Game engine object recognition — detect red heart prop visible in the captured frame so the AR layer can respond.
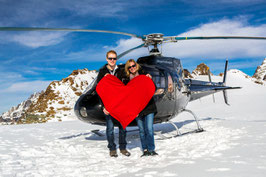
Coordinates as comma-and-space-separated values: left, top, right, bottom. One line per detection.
96, 74, 155, 129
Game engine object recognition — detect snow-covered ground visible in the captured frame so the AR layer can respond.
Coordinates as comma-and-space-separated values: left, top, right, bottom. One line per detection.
0, 71, 265, 177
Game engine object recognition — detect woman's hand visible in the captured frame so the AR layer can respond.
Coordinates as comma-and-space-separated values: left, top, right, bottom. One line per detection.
146, 74, 152, 79
103, 107, 110, 115
104, 73, 110, 77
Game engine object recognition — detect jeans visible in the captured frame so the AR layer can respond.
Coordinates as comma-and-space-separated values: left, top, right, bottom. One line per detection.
135, 113, 155, 152
105, 115, 127, 151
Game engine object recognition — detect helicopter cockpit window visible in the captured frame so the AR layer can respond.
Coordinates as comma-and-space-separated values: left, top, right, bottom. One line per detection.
150, 70, 165, 95
167, 73, 174, 93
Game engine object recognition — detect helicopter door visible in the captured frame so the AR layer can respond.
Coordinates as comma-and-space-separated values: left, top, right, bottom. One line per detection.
152, 70, 175, 119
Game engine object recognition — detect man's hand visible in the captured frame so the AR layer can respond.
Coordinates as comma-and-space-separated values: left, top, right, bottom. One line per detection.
104, 73, 110, 77
103, 107, 110, 115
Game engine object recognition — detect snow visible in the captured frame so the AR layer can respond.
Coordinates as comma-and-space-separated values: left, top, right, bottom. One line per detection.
0, 71, 266, 177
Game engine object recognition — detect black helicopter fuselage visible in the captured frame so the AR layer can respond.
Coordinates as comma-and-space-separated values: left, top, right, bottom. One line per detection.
74, 55, 191, 126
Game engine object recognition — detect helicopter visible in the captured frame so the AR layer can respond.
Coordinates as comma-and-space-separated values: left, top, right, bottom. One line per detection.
1, 27, 266, 136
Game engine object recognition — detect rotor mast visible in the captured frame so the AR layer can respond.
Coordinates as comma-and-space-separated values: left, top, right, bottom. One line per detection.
144, 33, 164, 56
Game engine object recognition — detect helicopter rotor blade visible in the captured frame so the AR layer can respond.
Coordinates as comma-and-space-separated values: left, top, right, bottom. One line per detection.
0, 27, 143, 39
117, 43, 145, 59
164, 36, 266, 42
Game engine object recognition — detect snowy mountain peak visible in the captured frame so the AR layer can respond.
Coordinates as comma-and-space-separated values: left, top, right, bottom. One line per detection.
228, 69, 251, 78
252, 58, 266, 81
228, 68, 266, 86
0, 92, 42, 124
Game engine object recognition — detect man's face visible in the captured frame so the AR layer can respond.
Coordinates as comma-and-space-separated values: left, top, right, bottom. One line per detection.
106, 53, 117, 67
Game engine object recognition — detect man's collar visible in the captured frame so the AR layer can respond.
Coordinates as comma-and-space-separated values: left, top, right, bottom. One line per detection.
107, 64, 117, 71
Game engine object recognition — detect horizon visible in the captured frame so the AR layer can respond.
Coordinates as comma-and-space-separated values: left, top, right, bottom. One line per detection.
0, 0, 266, 114
1, 60, 263, 115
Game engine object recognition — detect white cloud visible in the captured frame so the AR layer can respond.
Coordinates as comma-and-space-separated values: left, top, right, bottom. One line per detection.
12, 31, 68, 48
61, 0, 127, 17
164, 18, 266, 59
0, 72, 23, 81
111, 18, 266, 60
1, 80, 51, 93
104, 37, 148, 61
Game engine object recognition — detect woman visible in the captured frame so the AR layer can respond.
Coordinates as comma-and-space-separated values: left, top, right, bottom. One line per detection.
124, 59, 158, 156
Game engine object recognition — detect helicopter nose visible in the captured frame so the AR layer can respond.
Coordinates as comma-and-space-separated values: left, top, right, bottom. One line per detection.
74, 90, 105, 124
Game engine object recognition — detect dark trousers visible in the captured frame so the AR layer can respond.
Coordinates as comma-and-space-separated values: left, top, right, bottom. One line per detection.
105, 115, 127, 151
135, 113, 155, 151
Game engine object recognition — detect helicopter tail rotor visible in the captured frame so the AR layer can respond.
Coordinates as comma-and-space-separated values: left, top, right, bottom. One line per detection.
223, 59, 229, 85
222, 60, 230, 105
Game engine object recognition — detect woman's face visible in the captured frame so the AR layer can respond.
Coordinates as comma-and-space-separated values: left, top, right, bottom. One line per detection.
128, 61, 137, 74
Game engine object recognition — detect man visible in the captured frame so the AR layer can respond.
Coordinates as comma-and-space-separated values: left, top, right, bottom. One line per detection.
96, 50, 131, 157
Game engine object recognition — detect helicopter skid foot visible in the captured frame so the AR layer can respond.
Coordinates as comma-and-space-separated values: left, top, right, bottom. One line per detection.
91, 129, 105, 137
195, 128, 204, 133
181, 109, 204, 133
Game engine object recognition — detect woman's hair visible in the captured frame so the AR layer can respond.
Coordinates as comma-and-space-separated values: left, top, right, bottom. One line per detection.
125, 59, 141, 77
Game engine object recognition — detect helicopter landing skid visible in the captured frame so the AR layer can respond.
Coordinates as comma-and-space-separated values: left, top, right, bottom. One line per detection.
154, 120, 181, 139
91, 129, 105, 137
91, 128, 140, 137
156, 128, 205, 140
181, 109, 204, 133
155, 109, 204, 140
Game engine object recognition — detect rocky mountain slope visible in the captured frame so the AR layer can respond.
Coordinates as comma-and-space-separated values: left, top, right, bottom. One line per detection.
252, 58, 266, 84
192, 63, 213, 76
1, 69, 97, 124
0, 92, 41, 124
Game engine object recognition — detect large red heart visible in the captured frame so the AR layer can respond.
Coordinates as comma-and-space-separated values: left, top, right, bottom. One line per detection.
96, 74, 155, 129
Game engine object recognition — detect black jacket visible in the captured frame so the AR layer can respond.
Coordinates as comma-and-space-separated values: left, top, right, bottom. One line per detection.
123, 68, 157, 117
96, 64, 124, 83
96, 64, 124, 110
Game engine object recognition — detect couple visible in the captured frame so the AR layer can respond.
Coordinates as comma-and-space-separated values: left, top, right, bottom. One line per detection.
96, 50, 158, 157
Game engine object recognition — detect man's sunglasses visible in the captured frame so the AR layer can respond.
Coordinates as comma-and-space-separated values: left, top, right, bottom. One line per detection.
128, 64, 136, 69
107, 57, 117, 61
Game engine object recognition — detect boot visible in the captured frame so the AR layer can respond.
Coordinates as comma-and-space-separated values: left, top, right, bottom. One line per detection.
120, 149, 131, 156
149, 151, 158, 156
141, 149, 150, 157
110, 150, 118, 157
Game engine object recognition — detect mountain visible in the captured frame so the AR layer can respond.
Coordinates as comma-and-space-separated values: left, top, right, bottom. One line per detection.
252, 58, 266, 84
0, 92, 41, 124
192, 63, 212, 76
1, 69, 97, 124
183, 69, 193, 78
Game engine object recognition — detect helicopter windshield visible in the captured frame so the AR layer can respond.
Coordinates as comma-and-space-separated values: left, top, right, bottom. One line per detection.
83, 76, 97, 94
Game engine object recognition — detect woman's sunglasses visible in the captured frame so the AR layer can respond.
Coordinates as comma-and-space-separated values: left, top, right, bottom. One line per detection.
128, 64, 136, 69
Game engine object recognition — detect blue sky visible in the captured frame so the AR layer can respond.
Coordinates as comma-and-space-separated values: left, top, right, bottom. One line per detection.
0, 0, 266, 114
